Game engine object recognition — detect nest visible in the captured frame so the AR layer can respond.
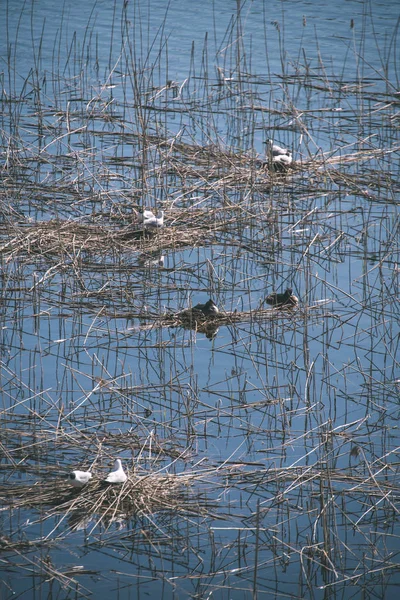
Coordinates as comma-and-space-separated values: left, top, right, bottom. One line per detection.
0, 218, 211, 258
0, 471, 211, 532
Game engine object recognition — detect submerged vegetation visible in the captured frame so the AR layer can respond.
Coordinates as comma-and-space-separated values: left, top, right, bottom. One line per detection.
0, 0, 399, 598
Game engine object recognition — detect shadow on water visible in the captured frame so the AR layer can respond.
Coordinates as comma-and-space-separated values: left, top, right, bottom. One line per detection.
0, 0, 399, 598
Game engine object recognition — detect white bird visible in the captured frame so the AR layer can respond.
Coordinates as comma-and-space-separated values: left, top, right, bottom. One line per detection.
140, 209, 155, 221
265, 139, 291, 157
141, 209, 164, 228
69, 470, 92, 487
139, 253, 165, 267
272, 153, 293, 169
104, 459, 127, 484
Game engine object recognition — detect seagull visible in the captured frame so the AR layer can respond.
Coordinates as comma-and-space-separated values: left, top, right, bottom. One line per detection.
141, 209, 156, 221
272, 153, 293, 170
141, 209, 164, 228
266, 288, 299, 308
104, 459, 127, 484
69, 470, 92, 487
138, 253, 165, 267
264, 139, 291, 157
264, 140, 293, 171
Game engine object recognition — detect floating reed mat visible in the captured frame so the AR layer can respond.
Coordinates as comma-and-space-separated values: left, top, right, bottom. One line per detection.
111, 304, 332, 330
0, 471, 215, 530
0, 218, 212, 259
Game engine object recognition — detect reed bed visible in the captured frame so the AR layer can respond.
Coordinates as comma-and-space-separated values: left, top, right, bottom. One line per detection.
0, 0, 399, 598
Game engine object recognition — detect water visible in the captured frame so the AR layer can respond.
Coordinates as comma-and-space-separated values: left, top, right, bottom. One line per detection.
0, 0, 399, 598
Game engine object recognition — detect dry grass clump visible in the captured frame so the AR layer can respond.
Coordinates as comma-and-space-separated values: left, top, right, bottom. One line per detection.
129, 299, 334, 334
0, 217, 212, 259
0, 470, 210, 534
172, 304, 298, 327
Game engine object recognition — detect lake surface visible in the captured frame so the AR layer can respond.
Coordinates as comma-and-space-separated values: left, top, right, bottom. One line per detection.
0, 0, 399, 598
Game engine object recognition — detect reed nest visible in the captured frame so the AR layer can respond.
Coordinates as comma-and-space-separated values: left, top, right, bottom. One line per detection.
0, 471, 212, 532
100, 305, 314, 340
164, 304, 302, 329
0, 218, 211, 258
106, 302, 334, 334
2, 460, 398, 535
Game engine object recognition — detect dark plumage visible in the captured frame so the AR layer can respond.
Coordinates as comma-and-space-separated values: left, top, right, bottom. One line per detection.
192, 299, 219, 316
266, 288, 298, 308
179, 298, 219, 322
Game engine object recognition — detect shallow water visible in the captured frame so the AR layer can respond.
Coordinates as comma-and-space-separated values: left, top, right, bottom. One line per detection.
0, 0, 399, 598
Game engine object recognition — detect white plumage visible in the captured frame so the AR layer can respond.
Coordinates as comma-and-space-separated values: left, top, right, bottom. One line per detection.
104, 459, 127, 484
272, 153, 293, 168
141, 209, 156, 221
69, 470, 92, 487
265, 139, 291, 157
141, 209, 164, 228
139, 253, 165, 267
264, 140, 293, 171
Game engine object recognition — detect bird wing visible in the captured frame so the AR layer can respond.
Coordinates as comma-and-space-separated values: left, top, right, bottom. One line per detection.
142, 210, 155, 221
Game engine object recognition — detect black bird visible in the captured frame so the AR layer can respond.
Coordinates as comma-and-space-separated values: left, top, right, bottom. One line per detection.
179, 298, 219, 322
192, 298, 219, 316
266, 288, 298, 308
